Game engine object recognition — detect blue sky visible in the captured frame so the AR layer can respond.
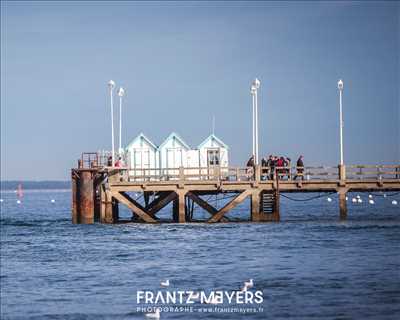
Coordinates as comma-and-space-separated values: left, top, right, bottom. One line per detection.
1, 1, 399, 180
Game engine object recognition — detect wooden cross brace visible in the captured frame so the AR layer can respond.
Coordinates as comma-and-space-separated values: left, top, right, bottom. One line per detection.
206, 189, 252, 223
110, 190, 157, 223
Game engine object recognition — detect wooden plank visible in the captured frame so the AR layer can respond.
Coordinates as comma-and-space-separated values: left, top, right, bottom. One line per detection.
110, 191, 157, 223
208, 189, 252, 223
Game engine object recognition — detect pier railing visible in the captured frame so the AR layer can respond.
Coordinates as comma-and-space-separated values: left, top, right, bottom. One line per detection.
105, 164, 400, 183
76, 153, 399, 182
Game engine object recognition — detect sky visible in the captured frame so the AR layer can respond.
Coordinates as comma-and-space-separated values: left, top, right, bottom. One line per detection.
1, 1, 399, 180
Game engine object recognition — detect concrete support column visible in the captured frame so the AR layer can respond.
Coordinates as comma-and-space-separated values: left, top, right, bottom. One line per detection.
176, 190, 186, 223
251, 189, 261, 222
79, 171, 95, 224
274, 190, 281, 222
338, 189, 347, 220
100, 186, 114, 224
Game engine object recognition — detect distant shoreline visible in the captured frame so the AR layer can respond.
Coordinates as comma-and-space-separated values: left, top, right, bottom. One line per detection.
0, 181, 70, 191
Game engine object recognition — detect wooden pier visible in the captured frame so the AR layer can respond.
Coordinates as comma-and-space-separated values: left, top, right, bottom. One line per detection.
71, 154, 400, 224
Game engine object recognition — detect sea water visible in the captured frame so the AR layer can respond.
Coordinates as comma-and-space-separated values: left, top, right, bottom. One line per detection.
1, 189, 399, 319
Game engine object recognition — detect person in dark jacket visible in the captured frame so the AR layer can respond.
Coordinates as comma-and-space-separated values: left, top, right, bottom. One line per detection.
294, 155, 305, 180
246, 155, 255, 167
261, 157, 268, 180
269, 155, 277, 180
246, 155, 255, 180
284, 157, 291, 180
107, 156, 113, 166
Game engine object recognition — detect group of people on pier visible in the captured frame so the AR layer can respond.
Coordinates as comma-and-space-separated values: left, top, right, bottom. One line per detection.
246, 154, 305, 180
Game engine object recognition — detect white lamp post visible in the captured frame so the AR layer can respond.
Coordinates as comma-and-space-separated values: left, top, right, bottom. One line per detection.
251, 78, 261, 165
337, 79, 344, 166
108, 80, 116, 165
118, 87, 125, 155
251, 85, 257, 163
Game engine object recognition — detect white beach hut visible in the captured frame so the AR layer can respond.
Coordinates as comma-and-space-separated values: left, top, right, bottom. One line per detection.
125, 133, 158, 172
198, 134, 229, 168
158, 132, 191, 170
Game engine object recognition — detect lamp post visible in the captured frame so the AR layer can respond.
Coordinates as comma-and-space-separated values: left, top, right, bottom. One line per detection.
251, 78, 261, 165
118, 87, 125, 155
338, 79, 344, 166
108, 80, 116, 165
251, 85, 256, 163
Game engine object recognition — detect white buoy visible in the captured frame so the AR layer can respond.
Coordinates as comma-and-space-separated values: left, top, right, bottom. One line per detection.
51, 199, 55, 203
356, 195, 361, 199
145, 308, 160, 319
357, 198, 363, 203
327, 197, 332, 202
392, 200, 398, 205
160, 279, 169, 287
16, 200, 21, 204
368, 194, 373, 199
368, 199, 375, 205
0, 199, 3, 202
352, 198, 357, 203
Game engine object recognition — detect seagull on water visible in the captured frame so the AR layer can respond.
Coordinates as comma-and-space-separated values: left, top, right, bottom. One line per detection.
368, 194, 373, 199
191, 292, 200, 300
160, 279, 169, 287
352, 198, 357, 203
51, 199, 56, 203
241, 279, 254, 291
368, 199, 375, 205
357, 198, 363, 203
145, 308, 160, 319
206, 295, 220, 305
392, 200, 398, 205
327, 197, 332, 202
16, 200, 21, 204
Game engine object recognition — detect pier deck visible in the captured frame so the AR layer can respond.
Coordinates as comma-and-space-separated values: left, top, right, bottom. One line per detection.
71, 156, 400, 224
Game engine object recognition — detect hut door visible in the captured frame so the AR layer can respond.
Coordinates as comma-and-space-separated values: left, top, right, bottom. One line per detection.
167, 148, 183, 168
142, 150, 150, 169
207, 149, 220, 167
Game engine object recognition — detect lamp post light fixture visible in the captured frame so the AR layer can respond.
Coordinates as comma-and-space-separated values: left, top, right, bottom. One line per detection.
117, 87, 125, 155
337, 79, 344, 166
251, 78, 261, 165
108, 80, 116, 165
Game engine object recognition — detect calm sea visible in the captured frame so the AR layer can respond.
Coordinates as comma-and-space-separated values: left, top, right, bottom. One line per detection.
1, 189, 399, 319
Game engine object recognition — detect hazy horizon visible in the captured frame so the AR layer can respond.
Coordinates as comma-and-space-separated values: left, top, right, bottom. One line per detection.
1, 1, 399, 180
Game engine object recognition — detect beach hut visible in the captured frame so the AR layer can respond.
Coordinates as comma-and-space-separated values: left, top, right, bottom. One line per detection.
158, 132, 191, 170
198, 134, 229, 168
125, 133, 158, 172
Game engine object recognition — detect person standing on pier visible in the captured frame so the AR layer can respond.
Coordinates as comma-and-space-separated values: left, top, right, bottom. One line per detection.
107, 156, 113, 166
246, 155, 255, 180
261, 157, 268, 180
294, 155, 305, 180
115, 157, 123, 167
